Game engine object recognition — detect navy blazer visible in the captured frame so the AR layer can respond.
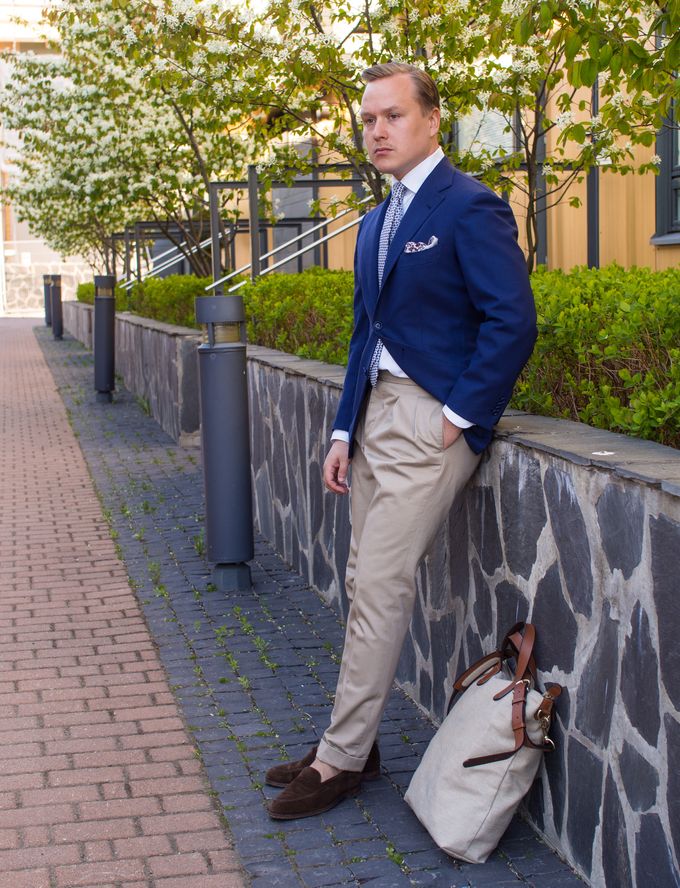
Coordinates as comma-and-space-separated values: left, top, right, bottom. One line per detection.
334, 156, 537, 454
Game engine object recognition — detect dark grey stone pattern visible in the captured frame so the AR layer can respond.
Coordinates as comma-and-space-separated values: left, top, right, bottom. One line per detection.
38, 328, 585, 888
61, 303, 680, 888
246, 346, 680, 888
596, 483, 645, 579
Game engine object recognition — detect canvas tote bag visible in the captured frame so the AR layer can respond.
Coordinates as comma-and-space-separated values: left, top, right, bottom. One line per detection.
405, 622, 561, 864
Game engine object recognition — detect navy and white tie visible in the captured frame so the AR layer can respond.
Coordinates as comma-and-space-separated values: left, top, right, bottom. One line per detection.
369, 181, 406, 386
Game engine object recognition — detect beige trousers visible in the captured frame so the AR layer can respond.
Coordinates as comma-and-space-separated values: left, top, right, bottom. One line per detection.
317, 373, 481, 772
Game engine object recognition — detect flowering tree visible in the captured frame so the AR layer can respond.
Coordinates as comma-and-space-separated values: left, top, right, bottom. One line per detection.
1, 0, 261, 274
3, 0, 677, 273
156, 0, 677, 270
0, 52, 142, 269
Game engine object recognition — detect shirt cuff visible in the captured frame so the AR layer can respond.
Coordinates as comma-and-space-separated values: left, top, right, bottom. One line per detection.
331, 430, 350, 443
442, 406, 473, 429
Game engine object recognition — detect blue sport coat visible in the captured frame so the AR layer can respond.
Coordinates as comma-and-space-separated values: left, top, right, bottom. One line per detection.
334, 156, 537, 454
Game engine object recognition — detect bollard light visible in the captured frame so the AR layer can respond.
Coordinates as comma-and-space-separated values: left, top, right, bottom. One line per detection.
43, 275, 52, 327
94, 275, 116, 403
51, 274, 63, 340
195, 294, 254, 592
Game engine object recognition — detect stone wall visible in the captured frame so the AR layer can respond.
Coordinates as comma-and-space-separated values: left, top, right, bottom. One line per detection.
248, 347, 680, 888
62, 300, 680, 887
4, 260, 90, 314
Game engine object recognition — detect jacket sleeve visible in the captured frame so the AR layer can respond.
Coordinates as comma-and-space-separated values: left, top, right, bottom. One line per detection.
445, 189, 537, 429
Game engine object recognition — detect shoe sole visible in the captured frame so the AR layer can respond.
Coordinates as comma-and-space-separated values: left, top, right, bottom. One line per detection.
267, 785, 361, 820
265, 768, 381, 789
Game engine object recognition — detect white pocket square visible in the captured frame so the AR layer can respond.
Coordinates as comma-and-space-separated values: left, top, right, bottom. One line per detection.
403, 236, 438, 253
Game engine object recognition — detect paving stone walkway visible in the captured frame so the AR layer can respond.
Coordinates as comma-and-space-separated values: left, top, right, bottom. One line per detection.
21, 320, 584, 888
0, 319, 245, 888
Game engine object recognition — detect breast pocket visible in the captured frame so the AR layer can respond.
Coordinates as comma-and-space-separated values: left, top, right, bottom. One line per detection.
399, 246, 440, 266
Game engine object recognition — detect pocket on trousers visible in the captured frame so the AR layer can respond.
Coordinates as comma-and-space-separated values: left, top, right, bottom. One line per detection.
415, 397, 443, 452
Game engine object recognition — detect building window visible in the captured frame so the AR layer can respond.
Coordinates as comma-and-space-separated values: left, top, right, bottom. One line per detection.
653, 103, 680, 243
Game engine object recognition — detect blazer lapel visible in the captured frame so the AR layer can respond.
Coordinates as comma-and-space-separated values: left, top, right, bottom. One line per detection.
379, 157, 455, 292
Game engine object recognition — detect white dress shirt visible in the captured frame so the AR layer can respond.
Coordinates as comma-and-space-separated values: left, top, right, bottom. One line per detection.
332, 146, 472, 443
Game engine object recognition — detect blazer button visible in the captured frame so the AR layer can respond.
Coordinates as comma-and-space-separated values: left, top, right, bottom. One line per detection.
374, 322, 382, 330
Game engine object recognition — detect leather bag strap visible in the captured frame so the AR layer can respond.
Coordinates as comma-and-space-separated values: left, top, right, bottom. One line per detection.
494, 623, 538, 700
448, 623, 562, 768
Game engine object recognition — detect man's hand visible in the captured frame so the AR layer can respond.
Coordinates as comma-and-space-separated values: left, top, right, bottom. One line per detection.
442, 415, 462, 449
323, 440, 351, 494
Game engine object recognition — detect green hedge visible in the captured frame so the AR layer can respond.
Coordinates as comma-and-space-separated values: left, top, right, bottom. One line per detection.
515, 264, 680, 449
76, 280, 129, 311
77, 264, 680, 448
241, 268, 353, 366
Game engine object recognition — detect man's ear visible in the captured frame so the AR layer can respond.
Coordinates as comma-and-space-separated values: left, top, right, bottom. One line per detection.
429, 107, 441, 136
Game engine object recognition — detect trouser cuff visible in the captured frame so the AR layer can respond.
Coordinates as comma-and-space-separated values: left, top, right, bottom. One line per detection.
316, 737, 366, 772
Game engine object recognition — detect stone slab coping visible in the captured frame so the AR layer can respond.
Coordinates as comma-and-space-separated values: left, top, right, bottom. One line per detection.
66, 304, 680, 498
118, 311, 202, 339
248, 342, 680, 499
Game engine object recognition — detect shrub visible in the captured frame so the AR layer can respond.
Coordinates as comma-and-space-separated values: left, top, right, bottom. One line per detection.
513, 264, 680, 449
76, 280, 128, 311
240, 267, 354, 366
78, 264, 680, 448
128, 275, 210, 328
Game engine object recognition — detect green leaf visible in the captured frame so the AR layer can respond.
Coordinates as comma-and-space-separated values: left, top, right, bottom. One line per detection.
565, 32, 582, 62
569, 60, 582, 88
571, 123, 587, 143
539, 2, 553, 29
580, 58, 598, 87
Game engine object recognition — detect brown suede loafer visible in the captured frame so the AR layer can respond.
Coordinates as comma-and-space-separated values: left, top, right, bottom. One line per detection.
265, 742, 380, 788
267, 766, 363, 820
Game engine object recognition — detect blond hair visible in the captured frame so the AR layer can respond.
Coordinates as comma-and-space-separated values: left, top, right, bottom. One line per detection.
361, 62, 440, 113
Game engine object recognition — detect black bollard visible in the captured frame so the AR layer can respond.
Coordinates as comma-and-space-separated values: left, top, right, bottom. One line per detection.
51, 274, 63, 340
43, 275, 52, 327
94, 275, 116, 403
195, 294, 253, 592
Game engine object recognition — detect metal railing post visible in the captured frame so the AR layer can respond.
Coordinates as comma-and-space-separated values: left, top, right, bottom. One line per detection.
51, 275, 63, 340
209, 183, 223, 296
94, 275, 116, 403
43, 274, 52, 327
248, 165, 261, 280
587, 82, 600, 270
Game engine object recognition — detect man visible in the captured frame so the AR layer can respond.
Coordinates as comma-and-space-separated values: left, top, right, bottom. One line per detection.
266, 62, 537, 820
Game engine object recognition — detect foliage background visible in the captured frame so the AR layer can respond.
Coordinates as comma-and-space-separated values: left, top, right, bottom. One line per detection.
78, 264, 680, 448
3, 0, 678, 272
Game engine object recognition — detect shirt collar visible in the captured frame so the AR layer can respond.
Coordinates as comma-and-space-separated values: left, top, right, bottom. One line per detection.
393, 146, 445, 196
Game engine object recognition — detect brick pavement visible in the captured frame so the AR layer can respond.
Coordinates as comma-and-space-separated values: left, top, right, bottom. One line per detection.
22, 320, 585, 888
0, 319, 246, 888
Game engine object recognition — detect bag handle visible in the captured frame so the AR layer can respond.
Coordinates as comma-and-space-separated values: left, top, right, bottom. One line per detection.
445, 623, 562, 767
493, 622, 538, 700
463, 682, 561, 768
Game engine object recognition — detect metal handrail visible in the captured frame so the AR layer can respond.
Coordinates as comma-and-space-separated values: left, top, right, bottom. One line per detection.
120, 232, 215, 290
206, 196, 372, 291
120, 189, 370, 293
146, 234, 212, 279
226, 211, 366, 293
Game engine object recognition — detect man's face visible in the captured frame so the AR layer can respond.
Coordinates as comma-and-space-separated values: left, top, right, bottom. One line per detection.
360, 73, 440, 181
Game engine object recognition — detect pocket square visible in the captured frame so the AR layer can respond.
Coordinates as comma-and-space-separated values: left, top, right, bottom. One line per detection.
404, 236, 438, 253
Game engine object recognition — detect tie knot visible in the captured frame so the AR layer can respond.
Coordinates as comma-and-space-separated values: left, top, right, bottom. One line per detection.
391, 182, 406, 204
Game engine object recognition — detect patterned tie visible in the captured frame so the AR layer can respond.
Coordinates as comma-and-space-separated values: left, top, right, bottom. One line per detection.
369, 181, 406, 386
